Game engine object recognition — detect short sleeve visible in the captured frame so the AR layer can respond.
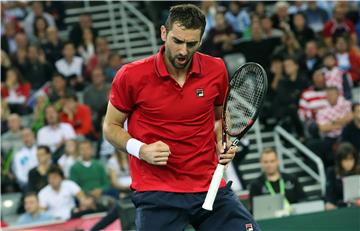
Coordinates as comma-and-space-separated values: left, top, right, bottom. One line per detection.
109, 66, 135, 113
215, 60, 229, 106
67, 180, 81, 196
63, 123, 76, 140
38, 189, 48, 208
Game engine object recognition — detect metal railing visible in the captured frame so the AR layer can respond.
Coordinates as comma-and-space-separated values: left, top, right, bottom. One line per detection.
274, 126, 326, 195
64, 1, 158, 62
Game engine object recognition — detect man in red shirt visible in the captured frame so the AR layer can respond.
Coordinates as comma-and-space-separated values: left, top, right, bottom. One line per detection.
323, 3, 357, 48
103, 4, 259, 231
60, 93, 93, 136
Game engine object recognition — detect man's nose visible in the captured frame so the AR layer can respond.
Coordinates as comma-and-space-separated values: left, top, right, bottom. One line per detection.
178, 43, 188, 56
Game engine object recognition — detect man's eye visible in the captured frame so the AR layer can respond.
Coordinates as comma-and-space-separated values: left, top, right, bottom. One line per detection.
174, 40, 182, 44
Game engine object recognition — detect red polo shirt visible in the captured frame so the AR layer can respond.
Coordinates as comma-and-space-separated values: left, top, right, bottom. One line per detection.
110, 46, 228, 192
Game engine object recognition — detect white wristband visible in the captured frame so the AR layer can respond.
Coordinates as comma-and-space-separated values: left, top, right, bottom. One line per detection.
126, 138, 145, 159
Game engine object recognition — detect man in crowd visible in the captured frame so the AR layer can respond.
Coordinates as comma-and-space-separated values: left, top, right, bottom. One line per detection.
37, 105, 76, 153
341, 103, 360, 153
70, 140, 111, 199
249, 148, 306, 211
16, 192, 53, 225
39, 166, 84, 220
12, 128, 38, 190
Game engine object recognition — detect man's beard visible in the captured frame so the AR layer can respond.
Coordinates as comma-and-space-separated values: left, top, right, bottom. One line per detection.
166, 50, 192, 69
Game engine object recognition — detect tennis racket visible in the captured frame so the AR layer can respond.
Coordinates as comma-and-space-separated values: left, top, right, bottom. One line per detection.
202, 62, 268, 211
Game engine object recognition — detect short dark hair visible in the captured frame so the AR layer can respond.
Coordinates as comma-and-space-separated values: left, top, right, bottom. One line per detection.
64, 92, 78, 101
47, 165, 65, 179
37, 145, 51, 154
165, 4, 206, 38
24, 191, 38, 200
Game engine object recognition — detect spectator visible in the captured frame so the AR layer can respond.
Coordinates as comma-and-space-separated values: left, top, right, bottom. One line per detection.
299, 40, 322, 77
322, 52, 350, 98
14, 32, 28, 52
271, 1, 291, 31
78, 28, 95, 64
224, 1, 250, 36
37, 105, 76, 153
1, 101, 11, 134
249, 148, 306, 211
86, 37, 112, 76
83, 67, 111, 121
23, 45, 53, 91
31, 93, 50, 133
42, 26, 63, 66
58, 139, 79, 178
60, 93, 93, 137
273, 31, 303, 61
341, 103, 360, 152
39, 166, 84, 220
104, 53, 123, 82
291, 12, 316, 48
16, 192, 53, 225
1, 113, 23, 154
334, 35, 360, 85
71, 194, 106, 219
253, 2, 267, 18
107, 151, 132, 198
23, 2, 55, 39
325, 143, 360, 210
323, 3, 357, 48
47, 72, 75, 104
12, 128, 38, 190
273, 56, 309, 139
70, 140, 111, 199
30, 16, 48, 44
200, 0, 217, 39
55, 42, 84, 90
303, 1, 329, 33
1, 20, 17, 55
288, 1, 307, 15
316, 87, 353, 166
203, 11, 237, 57
298, 70, 328, 138
69, 13, 98, 48
12, 48, 27, 75
43, 1, 66, 30
1, 49, 12, 81
260, 15, 283, 39
28, 145, 53, 192
1, 67, 31, 115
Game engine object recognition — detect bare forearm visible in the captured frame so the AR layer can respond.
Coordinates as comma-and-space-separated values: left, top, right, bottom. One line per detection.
103, 121, 131, 153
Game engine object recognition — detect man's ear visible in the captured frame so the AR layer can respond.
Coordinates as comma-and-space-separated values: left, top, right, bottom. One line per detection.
160, 25, 167, 42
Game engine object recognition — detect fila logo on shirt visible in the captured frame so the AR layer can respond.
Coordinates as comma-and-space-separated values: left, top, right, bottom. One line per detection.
245, 223, 254, 231
196, 88, 204, 97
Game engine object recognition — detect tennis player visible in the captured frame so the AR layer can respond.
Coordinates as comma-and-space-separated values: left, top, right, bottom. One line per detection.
103, 4, 260, 231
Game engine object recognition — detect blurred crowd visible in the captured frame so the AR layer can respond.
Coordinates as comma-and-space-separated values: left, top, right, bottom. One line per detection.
1, 0, 360, 227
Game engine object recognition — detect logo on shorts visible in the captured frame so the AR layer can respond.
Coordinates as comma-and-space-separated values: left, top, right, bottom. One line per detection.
196, 88, 204, 97
245, 223, 253, 231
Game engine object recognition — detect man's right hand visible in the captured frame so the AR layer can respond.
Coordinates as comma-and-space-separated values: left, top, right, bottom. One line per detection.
139, 141, 171, 166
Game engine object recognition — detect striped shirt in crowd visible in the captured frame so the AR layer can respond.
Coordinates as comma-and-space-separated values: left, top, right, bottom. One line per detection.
322, 67, 344, 94
316, 96, 352, 138
298, 87, 328, 122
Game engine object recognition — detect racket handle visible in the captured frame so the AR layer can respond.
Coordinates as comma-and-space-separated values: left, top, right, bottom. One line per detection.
202, 164, 225, 211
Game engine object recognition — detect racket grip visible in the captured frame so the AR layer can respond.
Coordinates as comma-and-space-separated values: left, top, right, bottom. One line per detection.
202, 164, 225, 211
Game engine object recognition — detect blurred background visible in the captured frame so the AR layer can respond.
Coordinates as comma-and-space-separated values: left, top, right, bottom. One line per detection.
1, 1, 359, 230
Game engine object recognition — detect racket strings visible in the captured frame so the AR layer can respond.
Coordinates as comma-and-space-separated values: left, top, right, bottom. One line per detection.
225, 64, 267, 135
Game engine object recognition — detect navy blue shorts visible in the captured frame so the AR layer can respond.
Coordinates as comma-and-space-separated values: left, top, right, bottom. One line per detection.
131, 182, 261, 231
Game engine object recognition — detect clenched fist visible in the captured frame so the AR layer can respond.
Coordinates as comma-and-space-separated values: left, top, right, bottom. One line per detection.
139, 141, 171, 165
